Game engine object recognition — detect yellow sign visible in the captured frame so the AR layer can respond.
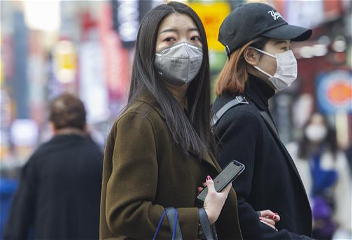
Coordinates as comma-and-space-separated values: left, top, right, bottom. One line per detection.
189, 2, 230, 51
54, 40, 77, 83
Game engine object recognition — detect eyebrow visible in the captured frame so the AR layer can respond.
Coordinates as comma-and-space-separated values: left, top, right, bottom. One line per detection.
274, 40, 289, 45
159, 27, 199, 35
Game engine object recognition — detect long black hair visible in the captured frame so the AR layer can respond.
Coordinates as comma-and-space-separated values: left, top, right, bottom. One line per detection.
126, 1, 212, 158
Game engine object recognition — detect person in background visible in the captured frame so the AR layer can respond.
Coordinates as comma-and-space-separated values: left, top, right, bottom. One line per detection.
3, 93, 103, 240
287, 112, 352, 240
212, 2, 315, 240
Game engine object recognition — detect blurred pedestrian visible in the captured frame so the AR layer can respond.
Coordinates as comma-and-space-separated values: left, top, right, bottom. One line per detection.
3, 93, 103, 240
100, 2, 243, 239
211, 2, 314, 240
287, 112, 352, 240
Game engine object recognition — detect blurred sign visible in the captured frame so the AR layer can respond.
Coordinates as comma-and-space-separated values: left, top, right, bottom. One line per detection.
101, 3, 130, 114
0, 59, 2, 86
14, 12, 29, 119
47, 53, 65, 99
111, 0, 155, 49
11, 119, 38, 163
285, 0, 324, 28
79, 41, 110, 123
11, 119, 38, 147
317, 70, 352, 114
0, 90, 12, 161
0, 33, 2, 86
189, 2, 230, 51
23, 0, 60, 31
2, 35, 14, 80
54, 40, 77, 83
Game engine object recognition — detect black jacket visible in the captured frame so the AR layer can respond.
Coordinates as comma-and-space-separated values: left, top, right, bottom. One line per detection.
212, 75, 313, 240
4, 134, 103, 240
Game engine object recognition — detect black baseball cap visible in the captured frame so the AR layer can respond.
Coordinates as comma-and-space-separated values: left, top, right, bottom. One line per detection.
218, 3, 312, 56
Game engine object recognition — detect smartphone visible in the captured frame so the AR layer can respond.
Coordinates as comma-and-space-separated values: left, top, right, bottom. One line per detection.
197, 160, 245, 202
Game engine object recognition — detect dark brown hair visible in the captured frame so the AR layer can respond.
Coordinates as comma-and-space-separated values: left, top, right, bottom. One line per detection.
49, 93, 86, 130
215, 36, 269, 96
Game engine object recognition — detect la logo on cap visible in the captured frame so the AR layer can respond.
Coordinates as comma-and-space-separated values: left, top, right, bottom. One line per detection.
268, 10, 282, 20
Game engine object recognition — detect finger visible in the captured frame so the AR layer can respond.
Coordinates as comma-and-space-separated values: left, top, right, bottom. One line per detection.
259, 220, 278, 231
202, 182, 207, 187
259, 217, 276, 226
260, 210, 280, 222
260, 210, 275, 218
273, 212, 280, 222
197, 187, 203, 193
205, 176, 216, 193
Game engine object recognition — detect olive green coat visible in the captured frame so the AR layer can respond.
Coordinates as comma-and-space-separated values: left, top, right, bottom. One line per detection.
100, 93, 242, 240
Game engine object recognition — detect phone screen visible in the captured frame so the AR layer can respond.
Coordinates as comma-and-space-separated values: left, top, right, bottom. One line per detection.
197, 160, 245, 202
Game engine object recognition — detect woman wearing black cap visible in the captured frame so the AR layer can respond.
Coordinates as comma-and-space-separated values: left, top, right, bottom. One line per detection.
212, 2, 315, 240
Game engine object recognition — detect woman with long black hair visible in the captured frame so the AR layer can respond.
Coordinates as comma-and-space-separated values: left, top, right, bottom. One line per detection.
100, 2, 242, 239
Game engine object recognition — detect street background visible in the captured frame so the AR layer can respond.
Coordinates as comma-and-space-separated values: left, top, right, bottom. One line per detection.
0, 0, 351, 239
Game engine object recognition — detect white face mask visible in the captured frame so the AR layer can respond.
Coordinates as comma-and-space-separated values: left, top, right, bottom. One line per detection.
305, 124, 327, 143
253, 48, 298, 90
154, 42, 203, 86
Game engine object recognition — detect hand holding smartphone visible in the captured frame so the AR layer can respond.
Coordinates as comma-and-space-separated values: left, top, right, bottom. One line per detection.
197, 159, 245, 202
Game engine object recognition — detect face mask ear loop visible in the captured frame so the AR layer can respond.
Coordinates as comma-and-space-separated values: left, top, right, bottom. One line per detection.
245, 47, 273, 78
253, 65, 273, 79
252, 47, 276, 59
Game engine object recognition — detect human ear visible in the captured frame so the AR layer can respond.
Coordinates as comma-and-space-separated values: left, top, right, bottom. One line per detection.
244, 47, 259, 66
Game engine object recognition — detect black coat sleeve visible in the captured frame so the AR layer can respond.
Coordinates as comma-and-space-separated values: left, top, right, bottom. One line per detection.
3, 157, 37, 240
215, 108, 312, 240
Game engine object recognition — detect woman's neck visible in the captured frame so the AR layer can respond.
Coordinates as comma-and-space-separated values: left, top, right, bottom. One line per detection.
165, 83, 189, 109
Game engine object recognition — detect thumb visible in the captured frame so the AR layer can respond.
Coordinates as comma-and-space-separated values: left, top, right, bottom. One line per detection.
206, 175, 216, 193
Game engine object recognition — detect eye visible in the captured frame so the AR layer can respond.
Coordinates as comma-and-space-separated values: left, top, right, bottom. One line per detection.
190, 36, 201, 41
164, 37, 176, 42
282, 47, 289, 51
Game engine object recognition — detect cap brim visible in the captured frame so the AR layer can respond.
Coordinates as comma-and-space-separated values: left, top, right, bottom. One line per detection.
262, 24, 312, 41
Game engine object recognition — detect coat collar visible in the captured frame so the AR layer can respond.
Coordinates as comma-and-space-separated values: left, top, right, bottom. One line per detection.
135, 91, 220, 172
135, 91, 166, 120
189, 150, 222, 173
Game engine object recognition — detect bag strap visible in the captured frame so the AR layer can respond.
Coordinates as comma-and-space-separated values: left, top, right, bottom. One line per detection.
199, 208, 217, 240
212, 95, 279, 138
165, 207, 183, 240
258, 111, 279, 138
211, 96, 249, 127
153, 208, 216, 240
153, 208, 181, 240
152, 210, 167, 240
